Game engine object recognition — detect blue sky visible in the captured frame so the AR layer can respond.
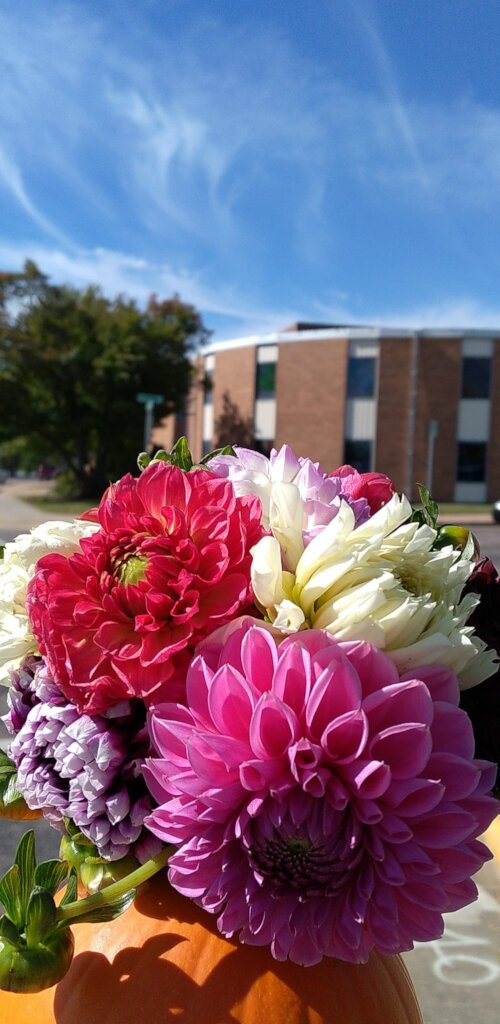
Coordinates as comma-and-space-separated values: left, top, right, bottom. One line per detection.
2, 0, 500, 340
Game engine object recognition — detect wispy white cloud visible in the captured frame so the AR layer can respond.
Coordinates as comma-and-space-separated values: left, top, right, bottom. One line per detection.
0, 147, 72, 245
311, 290, 500, 332
349, 0, 431, 192
4, 3, 500, 248
1, 3, 500, 339
0, 240, 297, 338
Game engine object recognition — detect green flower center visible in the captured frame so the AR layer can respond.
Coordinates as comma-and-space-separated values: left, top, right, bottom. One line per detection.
117, 555, 148, 586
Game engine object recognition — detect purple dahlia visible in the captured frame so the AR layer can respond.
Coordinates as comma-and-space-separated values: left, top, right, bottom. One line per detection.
4, 658, 160, 862
207, 444, 370, 543
144, 621, 497, 966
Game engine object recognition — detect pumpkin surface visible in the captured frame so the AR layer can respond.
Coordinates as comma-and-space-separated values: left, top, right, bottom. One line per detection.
0, 876, 423, 1024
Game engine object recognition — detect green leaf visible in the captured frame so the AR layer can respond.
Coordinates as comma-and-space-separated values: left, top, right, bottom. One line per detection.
14, 831, 36, 918
0, 865, 22, 926
59, 869, 78, 907
169, 436, 193, 470
61, 890, 136, 926
25, 888, 57, 947
0, 774, 24, 808
34, 861, 71, 897
0, 914, 21, 947
69, 831, 95, 849
137, 451, 152, 471
199, 444, 235, 465
412, 483, 440, 529
151, 449, 173, 464
0, 752, 16, 779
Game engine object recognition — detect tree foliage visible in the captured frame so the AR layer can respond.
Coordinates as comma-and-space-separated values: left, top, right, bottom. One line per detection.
0, 262, 208, 497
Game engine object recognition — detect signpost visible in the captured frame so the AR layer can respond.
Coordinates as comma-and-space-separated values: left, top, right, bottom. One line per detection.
427, 419, 439, 493
136, 393, 165, 452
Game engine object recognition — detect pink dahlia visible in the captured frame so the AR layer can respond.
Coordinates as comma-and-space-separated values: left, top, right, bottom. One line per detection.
330, 464, 395, 513
26, 464, 266, 714
144, 621, 497, 965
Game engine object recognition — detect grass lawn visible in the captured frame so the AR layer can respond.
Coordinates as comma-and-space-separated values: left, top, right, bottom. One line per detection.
21, 495, 493, 519
436, 503, 491, 514
413, 503, 491, 516
19, 495, 95, 516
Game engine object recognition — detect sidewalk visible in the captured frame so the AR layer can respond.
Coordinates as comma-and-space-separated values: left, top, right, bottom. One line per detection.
484, 817, 500, 864
0, 478, 74, 543
439, 513, 492, 525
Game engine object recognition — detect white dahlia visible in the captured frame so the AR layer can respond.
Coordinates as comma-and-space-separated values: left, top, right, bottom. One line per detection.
0, 519, 100, 685
251, 493, 497, 689
208, 444, 369, 570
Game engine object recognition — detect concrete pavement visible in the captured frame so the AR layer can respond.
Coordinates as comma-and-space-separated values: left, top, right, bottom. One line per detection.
0, 478, 75, 544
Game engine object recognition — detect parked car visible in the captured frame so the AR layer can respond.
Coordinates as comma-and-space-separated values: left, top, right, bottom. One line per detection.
493, 500, 500, 523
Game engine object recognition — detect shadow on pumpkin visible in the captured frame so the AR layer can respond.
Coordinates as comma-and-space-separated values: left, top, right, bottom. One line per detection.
51, 880, 419, 1024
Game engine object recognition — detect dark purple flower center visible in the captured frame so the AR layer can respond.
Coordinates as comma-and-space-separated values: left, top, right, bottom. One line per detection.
251, 833, 326, 892
246, 807, 361, 897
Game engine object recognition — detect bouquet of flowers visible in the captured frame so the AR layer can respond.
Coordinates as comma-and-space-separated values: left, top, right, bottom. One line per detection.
0, 438, 498, 999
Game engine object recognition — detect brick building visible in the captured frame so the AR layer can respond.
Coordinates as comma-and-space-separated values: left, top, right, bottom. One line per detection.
154, 324, 500, 503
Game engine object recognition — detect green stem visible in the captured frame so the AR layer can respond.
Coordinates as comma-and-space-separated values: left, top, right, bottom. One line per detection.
56, 846, 173, 924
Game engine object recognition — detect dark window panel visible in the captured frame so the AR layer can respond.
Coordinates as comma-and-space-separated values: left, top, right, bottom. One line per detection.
203, 368, 214, 405
461, 357, 491, 399
456, 441, 487, 482
343, 439, 372, 473
255, 362, 276, 399
346, 357, 376, 398
253, 438, 274, 458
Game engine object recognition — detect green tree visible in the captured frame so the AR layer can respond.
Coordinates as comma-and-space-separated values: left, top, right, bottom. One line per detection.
0, 262, 208, 497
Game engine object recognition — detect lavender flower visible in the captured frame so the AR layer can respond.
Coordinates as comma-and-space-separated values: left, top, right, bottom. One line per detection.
4, 659, 160, 862
2, 656, 43, 733
208, 444, 370, 571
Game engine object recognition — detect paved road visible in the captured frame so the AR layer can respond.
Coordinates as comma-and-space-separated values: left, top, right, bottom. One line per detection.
471, 523, 500, 568
0, 477, 75, 545
403, 856, 500, 1024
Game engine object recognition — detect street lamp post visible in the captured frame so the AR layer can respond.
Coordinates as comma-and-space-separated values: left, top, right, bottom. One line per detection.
136, 392, 165, 453
427, 419, 439, 493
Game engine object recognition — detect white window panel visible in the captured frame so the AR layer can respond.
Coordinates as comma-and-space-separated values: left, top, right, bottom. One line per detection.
254, 398, 276, 439
344, 399, 376, 440
454, 481, 487, 502
202, 404, 214, 441
257, 345, 278, 363
349, 340, 379, 359
462, 338, 493, 357
457, 399, 490, 441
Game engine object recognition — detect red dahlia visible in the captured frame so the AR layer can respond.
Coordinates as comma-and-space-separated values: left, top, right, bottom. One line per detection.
26, 464, 266, 713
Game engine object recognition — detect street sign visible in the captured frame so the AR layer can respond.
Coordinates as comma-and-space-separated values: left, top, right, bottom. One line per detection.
136, 393, 164, 405
136, 394, 165, 452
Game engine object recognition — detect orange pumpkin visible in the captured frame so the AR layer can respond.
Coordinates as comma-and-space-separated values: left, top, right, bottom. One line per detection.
0, 877, 423, 1024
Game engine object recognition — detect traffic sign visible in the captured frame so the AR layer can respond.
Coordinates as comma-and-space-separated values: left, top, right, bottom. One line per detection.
136, 393, 164, 404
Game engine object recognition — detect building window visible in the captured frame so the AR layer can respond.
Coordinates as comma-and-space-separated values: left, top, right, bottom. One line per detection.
457, 441, 487, 482
461, 357, 491, 399
346, 357, 375, 398
343, 439, 372, 473
255, 361, 276, 399
253, 438, 274, 458
202, 439, 212, 457
203, 368, 214, 405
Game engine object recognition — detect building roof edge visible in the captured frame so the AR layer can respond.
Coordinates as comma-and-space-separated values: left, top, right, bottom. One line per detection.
200, 326, 500, 355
